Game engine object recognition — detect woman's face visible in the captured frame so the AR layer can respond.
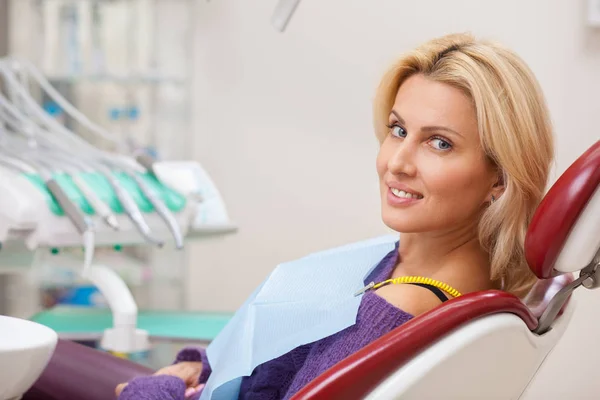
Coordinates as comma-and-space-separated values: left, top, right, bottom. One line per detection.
376, 74, 499, 234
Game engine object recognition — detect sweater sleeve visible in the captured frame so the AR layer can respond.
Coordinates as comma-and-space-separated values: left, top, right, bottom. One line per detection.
239, 344, 312, 400
174, 347, 212, 384
117, 347, 210, 400
118, 375, 187, 400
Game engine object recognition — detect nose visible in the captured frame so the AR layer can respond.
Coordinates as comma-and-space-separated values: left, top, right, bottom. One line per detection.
387, 141, 417, 177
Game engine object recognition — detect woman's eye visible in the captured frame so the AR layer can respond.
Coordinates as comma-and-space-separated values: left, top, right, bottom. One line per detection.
429, 138, 453, 151
388, 124, 407, 138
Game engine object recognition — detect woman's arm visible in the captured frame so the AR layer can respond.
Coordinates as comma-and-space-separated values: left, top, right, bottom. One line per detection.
174, 347, 212, 384
116, 348, 210, 399
240, 343, 312, 399
119, 375, 189, 400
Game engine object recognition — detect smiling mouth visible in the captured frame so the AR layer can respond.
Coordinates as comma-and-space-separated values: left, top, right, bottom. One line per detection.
390, 187, 424, 200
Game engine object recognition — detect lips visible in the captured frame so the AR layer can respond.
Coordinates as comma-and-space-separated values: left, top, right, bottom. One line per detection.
386, 182, 424, 199
390, 187, 423, 199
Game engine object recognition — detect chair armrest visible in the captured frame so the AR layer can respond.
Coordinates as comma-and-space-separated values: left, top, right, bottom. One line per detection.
23, 339, 154, 400
291, 290, 535, 400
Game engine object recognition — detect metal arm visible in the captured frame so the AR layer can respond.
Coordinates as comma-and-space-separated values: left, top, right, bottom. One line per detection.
535, 249, 600, 334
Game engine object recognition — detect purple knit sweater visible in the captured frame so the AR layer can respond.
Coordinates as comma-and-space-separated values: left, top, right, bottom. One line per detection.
119, 244, 412, 400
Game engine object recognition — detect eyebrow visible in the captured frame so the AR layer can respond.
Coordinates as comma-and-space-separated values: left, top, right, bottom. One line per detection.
390, 110, 464, 138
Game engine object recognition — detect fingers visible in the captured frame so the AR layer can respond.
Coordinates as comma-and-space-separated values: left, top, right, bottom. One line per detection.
153, 362, 203, 387
153, 363, 180, 376
115, 383, 128, 397
185, 384, 205, 399
185, 369, 202, 387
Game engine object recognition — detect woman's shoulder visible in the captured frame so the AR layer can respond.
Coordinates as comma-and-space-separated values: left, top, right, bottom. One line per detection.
372, 284, 445, 317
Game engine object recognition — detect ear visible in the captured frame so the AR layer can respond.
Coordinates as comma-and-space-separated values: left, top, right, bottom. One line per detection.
488, 171, 505, 203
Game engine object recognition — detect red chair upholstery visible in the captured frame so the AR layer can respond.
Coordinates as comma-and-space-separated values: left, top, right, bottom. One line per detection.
290, 274, 574, 400
526, 141, 600, 278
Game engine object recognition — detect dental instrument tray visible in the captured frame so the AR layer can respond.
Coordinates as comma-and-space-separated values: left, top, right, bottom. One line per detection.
0, 161, 235, 249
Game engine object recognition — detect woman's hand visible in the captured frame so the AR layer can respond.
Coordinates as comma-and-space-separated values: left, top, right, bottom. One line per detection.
115, 361, 204, 398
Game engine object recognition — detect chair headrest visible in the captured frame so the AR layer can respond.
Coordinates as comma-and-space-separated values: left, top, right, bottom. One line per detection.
525, 141, 600, 279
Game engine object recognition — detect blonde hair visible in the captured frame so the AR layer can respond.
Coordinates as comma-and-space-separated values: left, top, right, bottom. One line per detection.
373, 33, 554, 297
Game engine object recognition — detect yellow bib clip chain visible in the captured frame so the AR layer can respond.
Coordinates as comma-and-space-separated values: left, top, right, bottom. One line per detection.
354, 276, 462, 298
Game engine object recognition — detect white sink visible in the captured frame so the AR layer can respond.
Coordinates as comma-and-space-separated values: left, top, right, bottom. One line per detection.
0, 315, 57, 400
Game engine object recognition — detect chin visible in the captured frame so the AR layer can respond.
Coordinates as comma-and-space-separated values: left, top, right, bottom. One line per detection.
381, 212, 425, 233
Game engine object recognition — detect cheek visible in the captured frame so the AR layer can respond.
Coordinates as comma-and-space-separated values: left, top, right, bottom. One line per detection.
376, 148, 388, 179
425, 159, 491, 204
376, 138, 396, 179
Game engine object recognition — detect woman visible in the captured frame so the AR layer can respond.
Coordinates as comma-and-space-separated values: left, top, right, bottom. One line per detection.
116, 32, 554, 400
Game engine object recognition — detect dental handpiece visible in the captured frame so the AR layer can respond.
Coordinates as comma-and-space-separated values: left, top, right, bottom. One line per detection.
17, 155, 92, 236
84, 159, 164, 247
134, 153, 155, 173
107, 175, 164, 248
44, 150, 120, 231
131, 173, 184, 249
43, 172, 96, 273
44, 175, 92, 235
71, 174, 120, 231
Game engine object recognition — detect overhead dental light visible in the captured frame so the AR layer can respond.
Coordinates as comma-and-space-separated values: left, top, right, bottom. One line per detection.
271, 0, 302, 32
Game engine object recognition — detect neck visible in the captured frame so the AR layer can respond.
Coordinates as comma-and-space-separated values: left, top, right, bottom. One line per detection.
394, 221, 490, 284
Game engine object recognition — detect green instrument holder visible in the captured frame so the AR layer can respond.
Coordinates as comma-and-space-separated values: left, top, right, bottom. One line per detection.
23, 172, 186, 216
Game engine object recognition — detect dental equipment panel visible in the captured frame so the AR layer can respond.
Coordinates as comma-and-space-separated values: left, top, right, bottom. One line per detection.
0, 3, 236, 398
0, 58, 233, 249
0, 54, 235, 399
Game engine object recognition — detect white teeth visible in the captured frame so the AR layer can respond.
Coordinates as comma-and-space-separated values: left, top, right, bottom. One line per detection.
391, 188, 421, 199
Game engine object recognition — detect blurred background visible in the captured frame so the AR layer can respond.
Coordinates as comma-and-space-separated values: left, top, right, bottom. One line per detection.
0, 0, 598, 398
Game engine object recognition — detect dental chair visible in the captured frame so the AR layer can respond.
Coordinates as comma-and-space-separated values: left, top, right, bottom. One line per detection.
22, 141, 600, 400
